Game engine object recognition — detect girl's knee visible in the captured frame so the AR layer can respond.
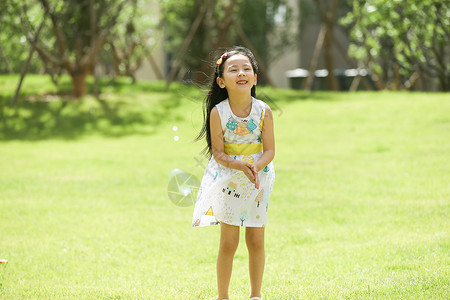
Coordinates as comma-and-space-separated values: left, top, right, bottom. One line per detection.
246, 237, 264, 250
219, 223, 239, 253
220, 238, 239, 254
245, 231, 265, 250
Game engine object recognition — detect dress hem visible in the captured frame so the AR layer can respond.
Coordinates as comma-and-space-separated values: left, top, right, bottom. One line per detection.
193, 221, 266, 228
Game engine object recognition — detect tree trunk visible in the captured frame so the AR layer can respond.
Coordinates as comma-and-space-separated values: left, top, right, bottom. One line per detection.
11, 15, 48, 105
302, 25, 326, 91
147, 52, 164, 80
323, 15, 339, 90
313, 0, 339, 91
71, 70, 89, 98
324, 31, 338, 90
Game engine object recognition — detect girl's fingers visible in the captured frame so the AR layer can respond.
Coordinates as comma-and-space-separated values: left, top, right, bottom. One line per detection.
247, 173, 255, 183
243, 164, 260, 188
250, 169, 256, 181
254, 172, 260, 189
246, 165, 256, 180
244, 168, 254, 183
242, 163, 263, 186
245, 169, 256, 183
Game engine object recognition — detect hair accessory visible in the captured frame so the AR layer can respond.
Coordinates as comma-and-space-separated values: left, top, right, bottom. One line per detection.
216, 51, 228, 74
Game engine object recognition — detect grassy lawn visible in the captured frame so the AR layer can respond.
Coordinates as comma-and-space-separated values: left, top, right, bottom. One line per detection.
0, 75, 449, 299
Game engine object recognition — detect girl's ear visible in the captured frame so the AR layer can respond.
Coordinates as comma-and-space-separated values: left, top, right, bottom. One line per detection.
254, 74, 257, 86
216, 77, 225, 88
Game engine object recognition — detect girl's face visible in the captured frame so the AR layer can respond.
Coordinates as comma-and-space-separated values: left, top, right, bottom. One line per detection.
216, 54, 257, 93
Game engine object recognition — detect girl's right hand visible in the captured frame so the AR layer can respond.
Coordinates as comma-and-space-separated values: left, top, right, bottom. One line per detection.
240, 161, 259, 189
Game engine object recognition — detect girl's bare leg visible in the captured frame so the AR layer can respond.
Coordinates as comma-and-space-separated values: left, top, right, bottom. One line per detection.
217, 223, 240, 300
245, 227, 265, 299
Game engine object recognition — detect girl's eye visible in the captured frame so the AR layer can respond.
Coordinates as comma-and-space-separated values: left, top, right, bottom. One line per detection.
245, 68, 252, 71
230, 69, 237, 72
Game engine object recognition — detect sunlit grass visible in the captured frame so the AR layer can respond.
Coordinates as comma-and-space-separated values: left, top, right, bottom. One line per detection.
0, 75, 449, 299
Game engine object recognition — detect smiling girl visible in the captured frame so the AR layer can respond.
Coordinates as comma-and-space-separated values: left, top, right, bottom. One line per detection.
193, 46, 275, 300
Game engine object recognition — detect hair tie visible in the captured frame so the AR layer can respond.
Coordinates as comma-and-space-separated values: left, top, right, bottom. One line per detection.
216, 51, 228, 74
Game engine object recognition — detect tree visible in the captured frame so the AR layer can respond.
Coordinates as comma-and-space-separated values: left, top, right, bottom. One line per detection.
341, 0, 450, 91
33, 0, 128, 97
3, 0, 156, 98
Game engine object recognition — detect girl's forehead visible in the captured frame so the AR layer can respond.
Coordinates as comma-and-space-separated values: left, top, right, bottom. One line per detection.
224, 54, 252, 67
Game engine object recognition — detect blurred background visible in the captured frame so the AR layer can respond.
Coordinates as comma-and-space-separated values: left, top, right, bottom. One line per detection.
1, 0, 448, 99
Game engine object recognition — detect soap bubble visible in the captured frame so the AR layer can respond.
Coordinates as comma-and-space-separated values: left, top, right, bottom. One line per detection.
167, 169, 200, 207
172, 125, 179, 141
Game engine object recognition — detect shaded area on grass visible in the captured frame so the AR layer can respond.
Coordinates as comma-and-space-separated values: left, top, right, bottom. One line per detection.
0, 76, 200, 140
0, 95, 180, 140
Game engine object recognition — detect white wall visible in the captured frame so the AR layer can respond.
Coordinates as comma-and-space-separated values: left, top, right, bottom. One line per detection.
135, 1, 166, 81
268, 0, 300, 88
135, 41, 166, 81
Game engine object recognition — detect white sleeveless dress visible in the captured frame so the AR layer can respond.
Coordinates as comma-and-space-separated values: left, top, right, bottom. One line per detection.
192, 97, 275, 227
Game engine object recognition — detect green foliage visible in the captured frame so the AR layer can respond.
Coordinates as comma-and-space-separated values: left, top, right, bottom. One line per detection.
341, 0, 450, 91
0, 0, 43, 73
0, 75, 198, 140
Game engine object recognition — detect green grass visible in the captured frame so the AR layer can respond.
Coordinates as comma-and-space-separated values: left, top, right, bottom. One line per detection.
0, 75, 449, 299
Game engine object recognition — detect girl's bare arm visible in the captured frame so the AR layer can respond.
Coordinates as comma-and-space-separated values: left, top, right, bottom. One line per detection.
254, 106, 275, 172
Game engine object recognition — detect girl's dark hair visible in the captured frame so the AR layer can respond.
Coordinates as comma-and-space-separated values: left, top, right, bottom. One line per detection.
195, 46, 259, 157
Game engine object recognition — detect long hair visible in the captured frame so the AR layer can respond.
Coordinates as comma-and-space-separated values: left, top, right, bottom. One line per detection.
195, 46, 259, 157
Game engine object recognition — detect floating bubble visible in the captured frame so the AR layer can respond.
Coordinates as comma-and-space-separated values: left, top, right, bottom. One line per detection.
167, 169, 200, 207
169, 168, 183, 177
172, 125, 178, 131
174, 136, 179, 141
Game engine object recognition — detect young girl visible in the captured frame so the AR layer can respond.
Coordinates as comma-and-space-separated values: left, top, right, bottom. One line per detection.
192, 46, 275, 300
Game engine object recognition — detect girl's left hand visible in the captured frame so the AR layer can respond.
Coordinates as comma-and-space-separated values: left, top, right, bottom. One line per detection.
250, 164, 259, 189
